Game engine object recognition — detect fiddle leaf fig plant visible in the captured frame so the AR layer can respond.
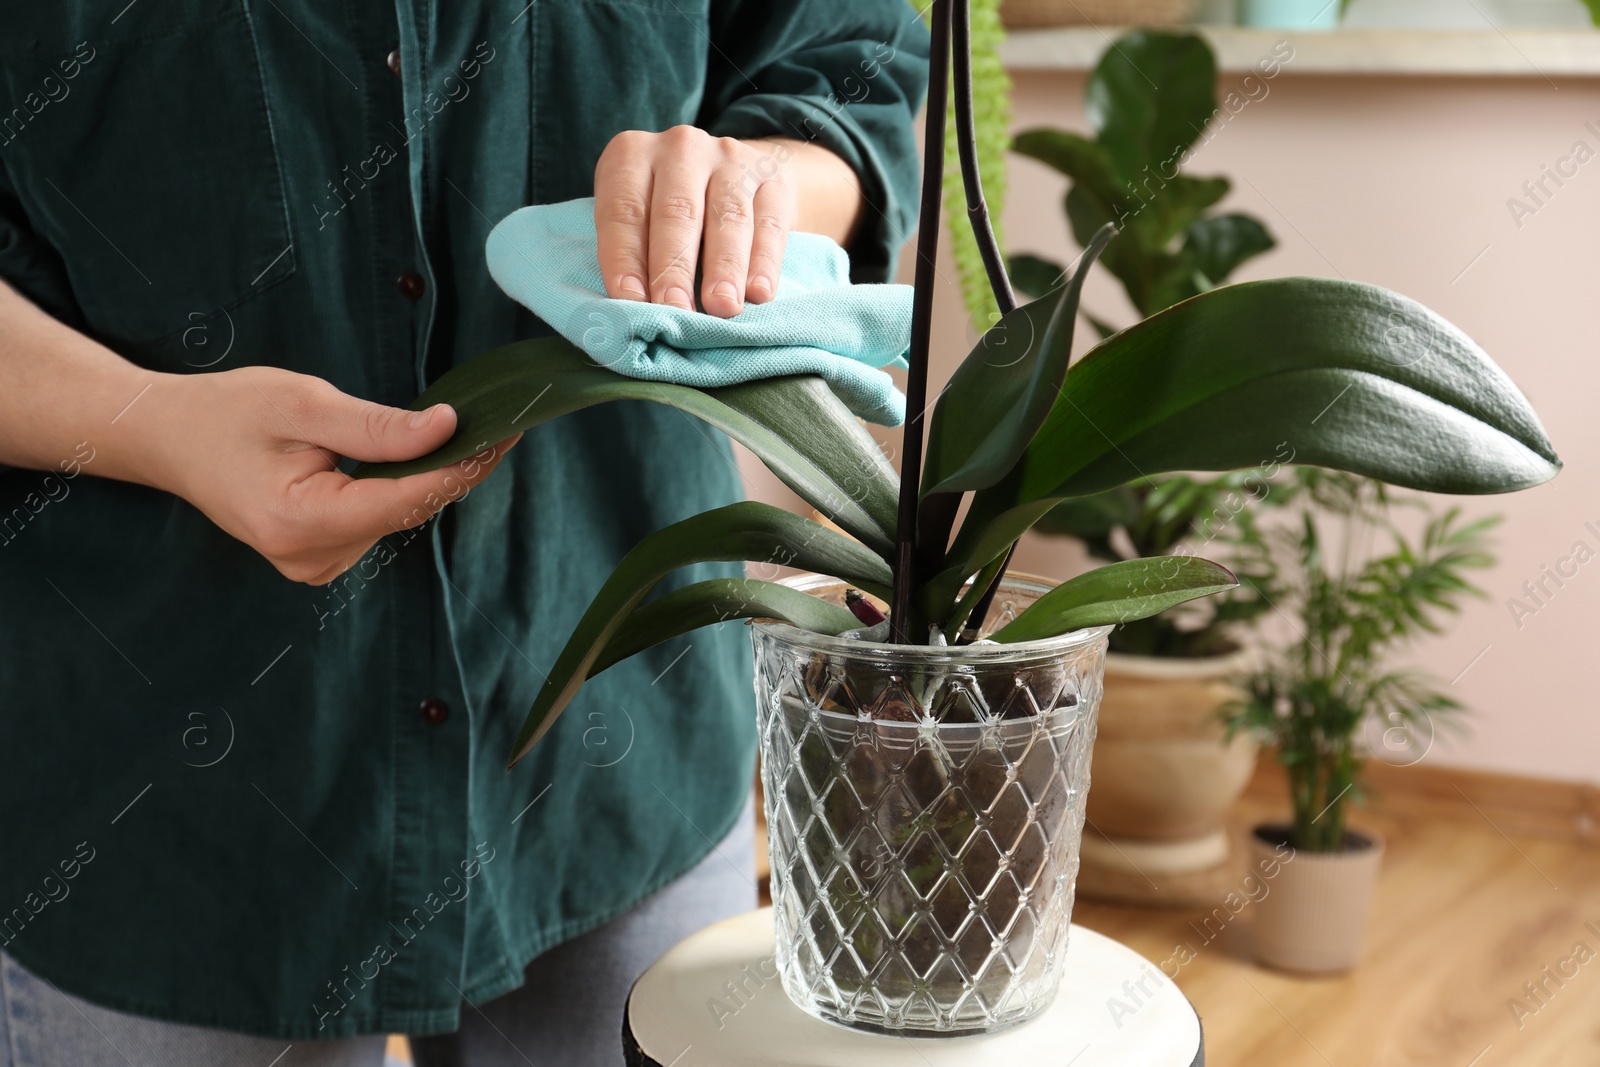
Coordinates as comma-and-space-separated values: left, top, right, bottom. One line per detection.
357, 13, 1559, 770
1009, 30, 1275, 326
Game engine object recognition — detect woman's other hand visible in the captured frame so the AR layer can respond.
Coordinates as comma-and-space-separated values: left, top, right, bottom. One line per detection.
593, 127, 862, 319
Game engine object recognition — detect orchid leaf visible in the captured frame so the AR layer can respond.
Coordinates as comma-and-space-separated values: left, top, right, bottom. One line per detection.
509, 501, 891, 766
921, 221, 1116, 498
587, 578, 860, 676
991, 556, 1237, 642
355, 339, 899, 557
933, 278, 1562, 600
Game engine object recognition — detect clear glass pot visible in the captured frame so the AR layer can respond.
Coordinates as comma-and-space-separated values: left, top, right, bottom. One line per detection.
752, 573, 1110, 1035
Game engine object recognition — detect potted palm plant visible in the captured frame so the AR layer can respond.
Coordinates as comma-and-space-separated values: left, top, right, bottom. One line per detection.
1225, 472, 1498, 972
1008, 30, 1290, 906
360, 0, 1557, 1036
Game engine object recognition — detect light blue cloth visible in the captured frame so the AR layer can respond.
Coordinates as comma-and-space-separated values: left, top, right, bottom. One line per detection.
485, 198, 911, 425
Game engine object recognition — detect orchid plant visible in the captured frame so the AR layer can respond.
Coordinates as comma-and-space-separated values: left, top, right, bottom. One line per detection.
361, 0, 1559, 768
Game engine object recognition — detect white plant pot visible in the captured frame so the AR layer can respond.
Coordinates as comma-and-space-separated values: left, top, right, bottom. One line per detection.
1248, 824, 1385, 973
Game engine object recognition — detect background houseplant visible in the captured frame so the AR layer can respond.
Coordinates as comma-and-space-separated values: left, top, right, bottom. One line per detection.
1225, 472, 1497, 970
360, 0, 1558, 1035
1008, 29, 1283, 654
1007, 29, 1290, 905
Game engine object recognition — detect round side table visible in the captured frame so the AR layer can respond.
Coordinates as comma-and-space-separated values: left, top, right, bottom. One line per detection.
624, 908, 1204, 1066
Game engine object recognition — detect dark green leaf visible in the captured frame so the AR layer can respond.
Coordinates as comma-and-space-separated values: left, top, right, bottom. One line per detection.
1085, 31, 1218, 182
991, 556, 1238, 642
354, 339, 900, 557
509, 501, 891, 765
1007, 253, 1067, 301
1184, 212, 1277, 287
1011, 129, 1128, 212
1033, 489, 1139, 562
1125, 174, 1230, 252
920, 222, 1116, 497
935, 278, 1561, 594
587, 578, 860, 676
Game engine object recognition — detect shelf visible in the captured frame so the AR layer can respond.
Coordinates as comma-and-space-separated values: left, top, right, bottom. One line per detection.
998, 27, 1600, 77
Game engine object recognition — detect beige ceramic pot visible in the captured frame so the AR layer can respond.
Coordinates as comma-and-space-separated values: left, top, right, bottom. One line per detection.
1249, 825, 1385, 973
1077, 649, 1257, 907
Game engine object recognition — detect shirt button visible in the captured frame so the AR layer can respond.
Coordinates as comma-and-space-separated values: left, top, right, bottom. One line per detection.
386, 48, 401, 76
420, 698, 450, 725
397, 271, 426, 301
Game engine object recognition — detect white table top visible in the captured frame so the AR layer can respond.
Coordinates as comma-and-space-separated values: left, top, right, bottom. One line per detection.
626, 908, 1202, 1066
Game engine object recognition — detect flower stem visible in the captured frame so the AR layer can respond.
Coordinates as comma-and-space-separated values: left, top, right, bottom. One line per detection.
889, 0, 951, 642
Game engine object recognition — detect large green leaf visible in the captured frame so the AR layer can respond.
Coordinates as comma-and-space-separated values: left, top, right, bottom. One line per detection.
355, 339, 900, 557
1085, 30, 1218, 182
934, 278, 1561, 596
992, 556, 1238, 642
509, 501, 891, 765
921, 222, 1116, 497
587, 578, 860, 676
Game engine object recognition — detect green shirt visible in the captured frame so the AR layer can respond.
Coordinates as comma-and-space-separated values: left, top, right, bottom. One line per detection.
0, 0, 926, 1039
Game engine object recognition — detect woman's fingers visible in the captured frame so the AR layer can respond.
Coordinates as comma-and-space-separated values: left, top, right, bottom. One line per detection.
700, 158, 756, 318
296, 383, 459, 465
594, 131, 654, 301
274, 434, 521, 583
314, 434, 519, 545
647, 127, 713, 311
593, 126, 798, 317
747, 175, 793, 305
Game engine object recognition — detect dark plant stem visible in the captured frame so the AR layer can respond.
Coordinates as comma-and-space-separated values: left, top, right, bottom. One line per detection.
951, 0, 1017, 319
957, 542, 1016, 644
889, 0, 951, 643
917, 0, 1021, 635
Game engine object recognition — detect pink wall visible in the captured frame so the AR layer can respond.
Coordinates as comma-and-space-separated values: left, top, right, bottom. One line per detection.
738, 69, 1600, 783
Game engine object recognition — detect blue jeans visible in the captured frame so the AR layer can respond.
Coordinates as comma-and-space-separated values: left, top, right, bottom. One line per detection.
0, 799, 755, 1067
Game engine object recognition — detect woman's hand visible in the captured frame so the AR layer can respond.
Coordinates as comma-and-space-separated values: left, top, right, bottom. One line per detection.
140, 367, 518, 585
593, 127, 864, 319
0, 284, 519, 587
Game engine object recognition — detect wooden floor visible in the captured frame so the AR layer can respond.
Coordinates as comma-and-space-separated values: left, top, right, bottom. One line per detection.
388, 764, 1599, 1066
1073, 768, 1600, 1067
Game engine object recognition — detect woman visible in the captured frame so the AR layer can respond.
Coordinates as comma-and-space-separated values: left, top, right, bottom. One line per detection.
0, 2, 927, 1063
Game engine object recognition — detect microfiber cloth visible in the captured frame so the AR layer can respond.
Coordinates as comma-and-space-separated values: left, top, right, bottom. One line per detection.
485, 198, 911, 426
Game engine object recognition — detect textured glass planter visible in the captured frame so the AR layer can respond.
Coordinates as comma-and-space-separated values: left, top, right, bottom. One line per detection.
753, 573, 1109, 1036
